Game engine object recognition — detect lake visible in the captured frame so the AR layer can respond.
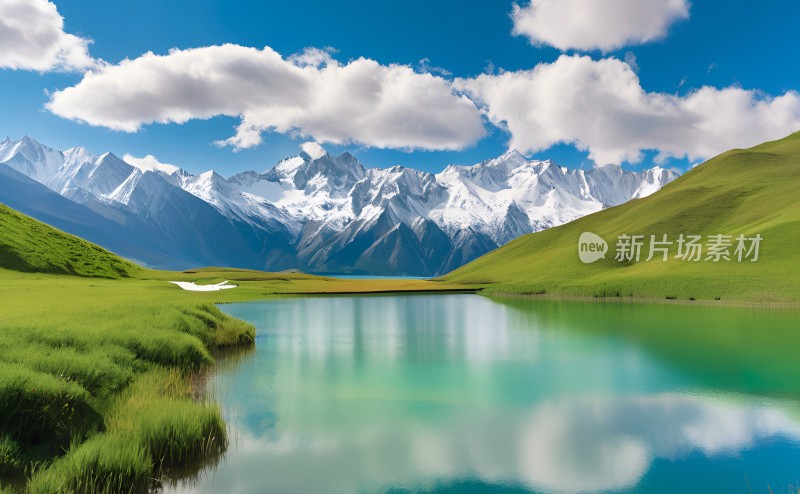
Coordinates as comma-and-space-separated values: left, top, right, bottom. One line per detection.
168, 294, 800, 493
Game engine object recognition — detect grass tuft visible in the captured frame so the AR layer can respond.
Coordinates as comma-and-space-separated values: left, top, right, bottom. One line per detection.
25, 434, 152, 494
0, 365, 102, 456
0, 435, 22, 477
106, 369, 227, 471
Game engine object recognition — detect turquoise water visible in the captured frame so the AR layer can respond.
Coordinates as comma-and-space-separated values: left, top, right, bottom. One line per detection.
169, 295, 800, 493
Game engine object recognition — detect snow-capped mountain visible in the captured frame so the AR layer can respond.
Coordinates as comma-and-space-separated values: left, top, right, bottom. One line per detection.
0, 136, 679, 275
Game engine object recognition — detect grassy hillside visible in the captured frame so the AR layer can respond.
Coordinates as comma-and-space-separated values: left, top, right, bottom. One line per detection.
442, 132, 800, 304
0, 204, 137, 279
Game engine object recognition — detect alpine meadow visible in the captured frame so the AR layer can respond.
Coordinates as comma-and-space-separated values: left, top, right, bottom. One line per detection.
3, 0, 800, 493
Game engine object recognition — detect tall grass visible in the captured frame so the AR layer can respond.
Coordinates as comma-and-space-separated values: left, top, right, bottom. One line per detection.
0, 485, 18, 494
106, 369, 227, 471
24, 369, 229, 494
25, 434, 152, 494
0, 270, 255, 490
0, 365, 102, 456
0, 435, 21, 477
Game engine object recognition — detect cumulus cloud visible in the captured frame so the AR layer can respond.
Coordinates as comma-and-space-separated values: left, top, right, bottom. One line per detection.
46, 44, 486, 151
122, 153, 180, 174
511, 0, 690, 52
287, 46, 337, 68
0, 0, 96, 72
300, 141, 327, 160
455, 54, 800, 165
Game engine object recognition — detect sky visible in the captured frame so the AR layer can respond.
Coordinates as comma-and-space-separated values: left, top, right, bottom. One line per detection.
0, 0, 799, 176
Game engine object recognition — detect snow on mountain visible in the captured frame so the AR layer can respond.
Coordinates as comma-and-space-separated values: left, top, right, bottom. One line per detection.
181, 170, 301, 235
0, 137, 301, 271
0, 136, 64, 185
122, 154, 181, 175
431, 152, 652, 243
0, 136, 679, 275
231, 148, 677, 247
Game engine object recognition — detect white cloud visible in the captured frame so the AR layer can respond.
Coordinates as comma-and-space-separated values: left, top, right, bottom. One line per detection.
511, 0, 690, 52
122, 153, 179, 174
287, 46, 337, 68
0, 0, 96, 72
47, 44, 486, 152
300, 141, 327, 160
417, 57, 452, 77
455, 55, 800, 165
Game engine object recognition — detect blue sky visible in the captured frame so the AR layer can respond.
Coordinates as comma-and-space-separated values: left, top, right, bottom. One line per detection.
1, 0, 799, 176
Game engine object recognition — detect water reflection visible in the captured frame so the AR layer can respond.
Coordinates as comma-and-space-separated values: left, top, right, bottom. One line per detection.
169, 295, 800, 494
517, 394, 800, 492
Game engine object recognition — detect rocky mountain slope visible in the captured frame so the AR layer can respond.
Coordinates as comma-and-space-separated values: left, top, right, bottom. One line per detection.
0, 136, 677, 275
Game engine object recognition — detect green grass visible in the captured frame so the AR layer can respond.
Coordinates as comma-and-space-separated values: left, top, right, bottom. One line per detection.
0, 204, 137, 279
0, 270, 256, 492
25, 433, 152, 494
22, 369, 228, 494
0, 436, 21, 478
442, 131, 800, 304
0, 209, 256, 491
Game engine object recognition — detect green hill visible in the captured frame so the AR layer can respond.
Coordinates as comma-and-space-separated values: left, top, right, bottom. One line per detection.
442, 132, 800, 304
0, 203, 137, 279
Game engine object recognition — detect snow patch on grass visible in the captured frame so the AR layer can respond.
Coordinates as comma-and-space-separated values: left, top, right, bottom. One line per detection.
169, 280, 238, 291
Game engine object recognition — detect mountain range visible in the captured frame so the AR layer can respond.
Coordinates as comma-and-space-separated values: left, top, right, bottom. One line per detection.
0, 136, 678, 275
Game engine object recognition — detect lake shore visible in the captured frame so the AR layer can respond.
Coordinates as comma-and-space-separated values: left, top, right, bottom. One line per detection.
480, 289, 800, 308
0, 266, 474, 493
1, 264, 796, 492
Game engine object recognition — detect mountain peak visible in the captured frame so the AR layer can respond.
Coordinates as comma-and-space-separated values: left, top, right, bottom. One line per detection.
195, 170, 235, 190
95, 152, 133, 170
17, 135, 55, 152
501, 148, 525, 160
63, 146, 95, 164
299, 149, 328, 162
17, 135, 51, 151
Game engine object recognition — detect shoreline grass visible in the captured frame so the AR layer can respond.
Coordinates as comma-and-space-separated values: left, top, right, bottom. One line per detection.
0, 267, 258, 493
478, 284, 800, 308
